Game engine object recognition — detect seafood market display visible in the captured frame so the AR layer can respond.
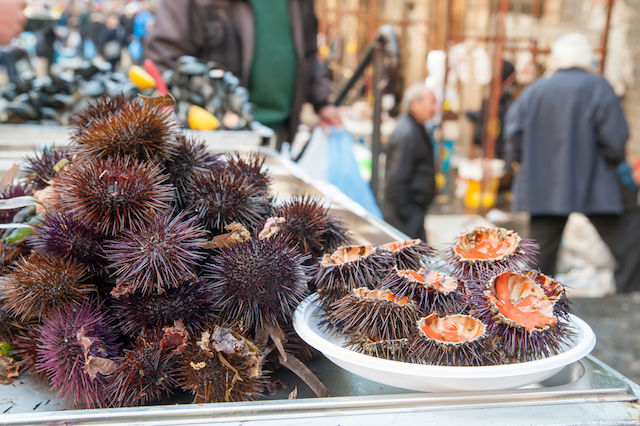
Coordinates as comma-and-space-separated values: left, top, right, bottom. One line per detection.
0, 95, 573, 409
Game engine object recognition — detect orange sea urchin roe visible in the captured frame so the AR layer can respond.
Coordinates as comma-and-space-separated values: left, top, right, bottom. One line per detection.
420, 313, 485, 343
454, 228, 518, 260
397, 268, 425, 283
323, 245, 376, 266
424, 270, 458, 293
487, 272, 556, 331
380, 239, 420, 253
354, 287, 410, 305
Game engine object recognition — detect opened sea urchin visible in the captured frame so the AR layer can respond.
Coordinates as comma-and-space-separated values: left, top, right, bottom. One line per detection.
470, 270, 569, 362
327, 288, 422, 341
409, 313, 499, 366
446, 227, 538, 278
314, 245, 393, 309
378, 239, 435, 271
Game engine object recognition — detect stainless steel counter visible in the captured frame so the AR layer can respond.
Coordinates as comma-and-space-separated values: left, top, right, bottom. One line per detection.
0, 140, 639, 425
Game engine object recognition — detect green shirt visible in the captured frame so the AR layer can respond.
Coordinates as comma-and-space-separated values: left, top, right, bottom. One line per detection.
247, 0, 297, 129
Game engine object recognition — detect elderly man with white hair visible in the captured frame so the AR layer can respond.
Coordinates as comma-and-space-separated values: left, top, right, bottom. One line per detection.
382, 82, 438, 241
504, 32, 640, 293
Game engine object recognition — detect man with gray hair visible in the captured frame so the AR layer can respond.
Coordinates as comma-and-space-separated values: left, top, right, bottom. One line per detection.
382, 82, 438, 241
504, 32, 640, 292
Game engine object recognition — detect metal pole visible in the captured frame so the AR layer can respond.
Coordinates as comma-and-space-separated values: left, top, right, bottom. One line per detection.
599, 0, 615, 74
480, 0, 509, 210
371, 42, 384, 201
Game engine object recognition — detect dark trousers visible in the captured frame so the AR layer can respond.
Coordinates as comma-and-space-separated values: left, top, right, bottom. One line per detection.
382, 203, 427, 242
530, 187, 640, 293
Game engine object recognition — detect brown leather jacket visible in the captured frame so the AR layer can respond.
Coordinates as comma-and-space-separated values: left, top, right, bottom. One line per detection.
144, 0, 332, 137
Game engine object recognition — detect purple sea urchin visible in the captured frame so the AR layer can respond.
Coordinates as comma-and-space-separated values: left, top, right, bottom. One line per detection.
380, 268, 468, 316
104, 211, 207, 295
378, 239, 435, 271
408, 313, 499, 366
327, 288, 422, 341
471, 270, 569, 362
446, 227, 538, 278
10, 325, 45, 379
29, 212, 108, 275
69, 94, 129, 131
176, 326, 266, 403
53, 157, 175, 236
70, 98, 181, 163
22, 145, 69, 190
184, 169, 271, 235
204, 235, 310, 332
270, 195, 352, 258
0, 254, 94, 321
35, 300, 119, 408
314, 245, 393, 308
223, 152, 271, 192
105, 330, 180, 407
522, 270, 572, 320
346, 336, 411, 362
163, 134, 222, 208
110, 277, 217, 336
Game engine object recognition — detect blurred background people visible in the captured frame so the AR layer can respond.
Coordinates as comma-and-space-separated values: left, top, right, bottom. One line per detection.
144, 0, 341, 145
504, 33, 640, 293
382, 82, 438, 241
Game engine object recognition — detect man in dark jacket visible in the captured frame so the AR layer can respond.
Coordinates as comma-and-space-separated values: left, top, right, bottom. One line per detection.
382, 82, 438, 241
504, 33, 640, 292
144, 0, 341, 144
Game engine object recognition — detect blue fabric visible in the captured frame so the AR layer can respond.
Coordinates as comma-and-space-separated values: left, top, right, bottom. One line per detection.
133, 11, 154, 39
617, 162, 638, 192
327, 127, 382, 218
83, 38, 97, 59
128, 37, 143, 63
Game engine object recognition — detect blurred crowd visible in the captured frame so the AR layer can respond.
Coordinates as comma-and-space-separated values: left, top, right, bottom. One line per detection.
1, 0, 156, 80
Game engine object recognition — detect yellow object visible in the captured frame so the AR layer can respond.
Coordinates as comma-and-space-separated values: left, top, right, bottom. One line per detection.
188, 105, 221, 130
128, 65, 156, 91
435, 172, 446, 190
464, 178, 500, 209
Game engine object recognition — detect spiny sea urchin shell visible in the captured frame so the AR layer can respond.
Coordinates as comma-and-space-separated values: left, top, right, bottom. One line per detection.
445, 227, 538, 278
110, 277, 217, 336
378, 239, 435, 271
346, 335, 411, 362
470, 270, 569, 362
29, 212, 108, 275
0, 182, 32, 224
204, 235, 310, 332
380, 268, 468, 316
314, 245, 393, 309
104, 211, 207, 295
270, 195, 352, 258
70, 97, 181, 163
69, 94, 129, 131
105, 330, 180, 408
223, 152, 271, 192
35, 300, 119, 408
163, 134, 222, 208
327, 287, 422, 341
184, 169, 271, 235
176, 326, 266, 403
408, 313, 500, 366
522, 270, 572, 320
11, 325, 45, 379
0, 254, 94, 321
53, 156, 175, 236
22, 145, 69, 190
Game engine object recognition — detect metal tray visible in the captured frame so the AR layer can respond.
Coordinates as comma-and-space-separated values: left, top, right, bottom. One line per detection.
0, 144, 639, 425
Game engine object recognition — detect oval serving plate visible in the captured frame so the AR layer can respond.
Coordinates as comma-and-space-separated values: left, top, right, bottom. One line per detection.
293, 294, 596, 393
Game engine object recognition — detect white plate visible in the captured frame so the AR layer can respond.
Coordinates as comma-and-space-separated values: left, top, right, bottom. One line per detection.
293, 294, 596, 393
